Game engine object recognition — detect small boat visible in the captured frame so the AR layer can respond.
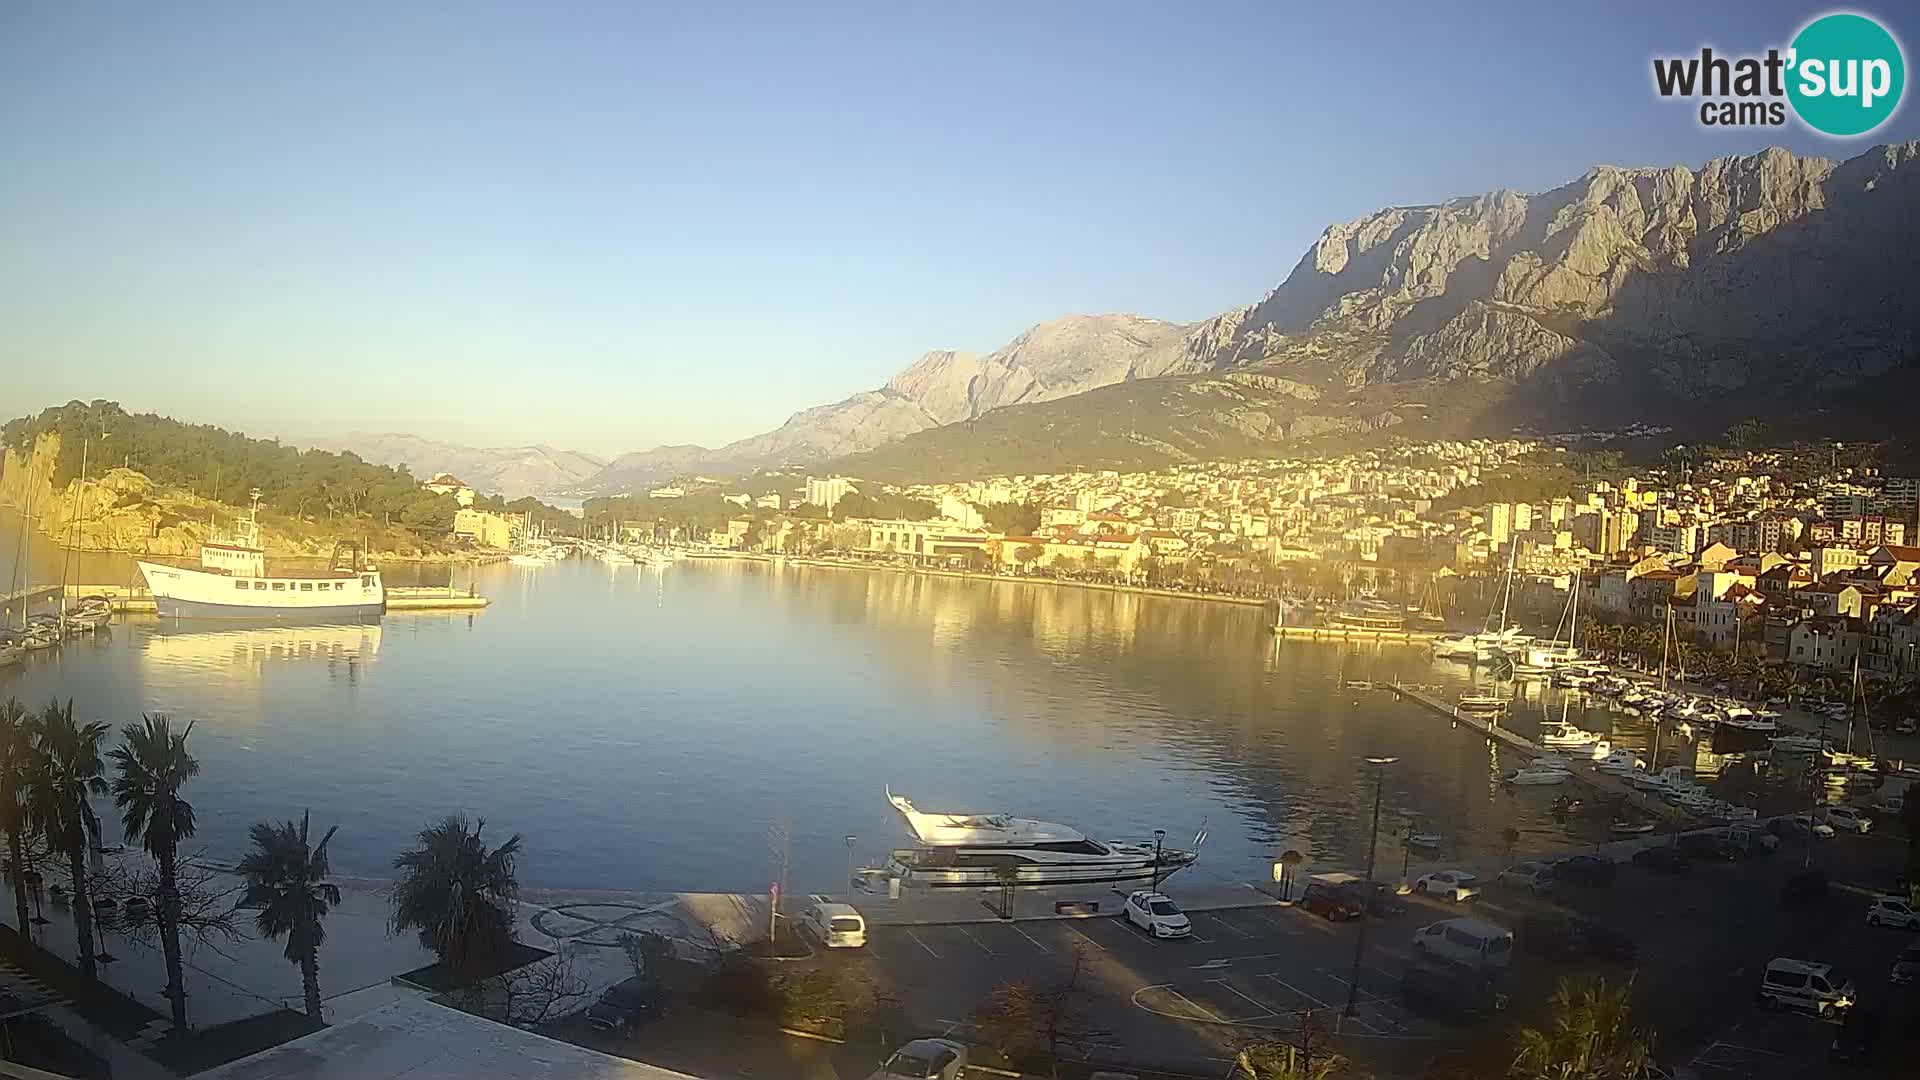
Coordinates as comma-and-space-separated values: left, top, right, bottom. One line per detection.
1769, 735, 1826, 754
1457, 694, 1508, 713
1344, 680, 1376, 691
1539, 723, 1604, 748
1610, 820, 1656, 835
1406, 832, 1443, 849
1504, 767, 1571, 786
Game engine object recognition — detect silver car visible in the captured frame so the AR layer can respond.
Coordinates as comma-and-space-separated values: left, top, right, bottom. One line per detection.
866, 1039, 969, 1080
1495, 861, 1556, 894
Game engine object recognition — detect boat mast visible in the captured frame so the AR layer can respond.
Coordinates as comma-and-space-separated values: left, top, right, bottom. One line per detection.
1660, 603, 1672, 690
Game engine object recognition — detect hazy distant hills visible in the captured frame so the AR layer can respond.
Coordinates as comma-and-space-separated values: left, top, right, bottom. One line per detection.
581, 314, 1193, 492
309, 433, 605, 498
575, 141, 1920, 492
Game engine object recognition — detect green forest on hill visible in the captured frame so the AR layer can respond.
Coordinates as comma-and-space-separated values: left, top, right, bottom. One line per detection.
3, 400, 461, 534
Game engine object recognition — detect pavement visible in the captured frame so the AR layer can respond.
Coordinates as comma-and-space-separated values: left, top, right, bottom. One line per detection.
821, 815, 1920, 1079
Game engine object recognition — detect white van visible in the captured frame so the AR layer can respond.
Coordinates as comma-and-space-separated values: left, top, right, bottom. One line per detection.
797, 899, 867, 949
1757, 958, 1854, 1017
1411, 917, 1513, 970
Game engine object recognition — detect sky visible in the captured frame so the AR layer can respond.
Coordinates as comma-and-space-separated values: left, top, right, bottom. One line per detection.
2, 2, 1915, 458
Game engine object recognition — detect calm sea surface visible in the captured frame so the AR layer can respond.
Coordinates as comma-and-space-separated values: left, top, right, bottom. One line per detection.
2, 510, 1640, 893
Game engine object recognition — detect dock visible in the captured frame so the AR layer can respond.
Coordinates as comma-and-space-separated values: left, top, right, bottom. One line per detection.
1270, 624, 1442, 643
1385, 682, 1694, 822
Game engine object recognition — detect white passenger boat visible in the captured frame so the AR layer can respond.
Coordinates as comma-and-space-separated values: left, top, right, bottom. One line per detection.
884, 789, 1197, 888
137, 492, 383, 620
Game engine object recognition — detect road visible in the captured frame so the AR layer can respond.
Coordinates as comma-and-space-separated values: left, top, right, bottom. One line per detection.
839, 824, 1918, 1078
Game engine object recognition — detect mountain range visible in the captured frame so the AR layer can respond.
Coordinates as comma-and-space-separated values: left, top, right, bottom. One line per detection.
330, 140, 1920, 494
305, 433, 605, 498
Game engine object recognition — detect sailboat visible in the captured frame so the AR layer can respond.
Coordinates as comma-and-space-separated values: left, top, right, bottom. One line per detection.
1525, 570, 1583, 670
1824, 659, 1878, 771
1433, 546, 1531, 661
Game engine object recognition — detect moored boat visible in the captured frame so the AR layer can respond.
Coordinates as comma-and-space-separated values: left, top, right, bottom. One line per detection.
884, 788, 1197, 888
136, 491, 384, 620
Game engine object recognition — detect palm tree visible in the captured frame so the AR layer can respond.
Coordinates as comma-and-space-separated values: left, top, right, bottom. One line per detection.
237, 811, 341, 1019
109, 714, 199, 1028
389, 815, 522, 983
0, 699, 38, 935
1511, 976, 1655, 1080
28, 699, 109, 979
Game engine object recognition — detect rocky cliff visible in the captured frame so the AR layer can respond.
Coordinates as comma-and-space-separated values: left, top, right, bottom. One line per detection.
1, 435, 452, 559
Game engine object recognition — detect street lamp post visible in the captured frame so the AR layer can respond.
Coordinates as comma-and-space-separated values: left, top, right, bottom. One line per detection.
1346, 756, 1398, 1020
844, 834, 858, 894
1152, 829, 1167, 892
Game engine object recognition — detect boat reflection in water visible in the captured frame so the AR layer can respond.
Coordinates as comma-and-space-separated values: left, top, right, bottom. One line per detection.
143, 619, 381, 677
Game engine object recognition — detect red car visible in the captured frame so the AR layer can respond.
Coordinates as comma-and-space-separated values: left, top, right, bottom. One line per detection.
1299, 882, 1365, 921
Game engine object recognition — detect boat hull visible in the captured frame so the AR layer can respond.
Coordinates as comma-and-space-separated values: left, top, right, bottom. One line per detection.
889, 857, 1190, 889
152, 596, 385, 620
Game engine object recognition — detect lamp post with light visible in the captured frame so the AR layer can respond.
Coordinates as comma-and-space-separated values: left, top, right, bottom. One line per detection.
1346, 756, 1398, 1019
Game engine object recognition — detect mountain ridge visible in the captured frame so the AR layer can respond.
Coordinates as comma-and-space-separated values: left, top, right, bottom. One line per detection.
308, 432, 606, 498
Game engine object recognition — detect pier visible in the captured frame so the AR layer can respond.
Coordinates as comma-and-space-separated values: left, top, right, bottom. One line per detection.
0, 583, 62, 616
1385, 681, 1695, 822
1270, 624, 1442, 643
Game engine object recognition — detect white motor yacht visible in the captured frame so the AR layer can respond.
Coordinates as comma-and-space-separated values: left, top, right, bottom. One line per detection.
884, 789, 1196, 888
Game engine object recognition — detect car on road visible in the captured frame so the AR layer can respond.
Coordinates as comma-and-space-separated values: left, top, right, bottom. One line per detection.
1413, 870, 1481, 902
1630, 845, 1691, 873
1495, 861, 1556, 893
1340, 880, 1409, 918
1891, 944, 1920, 985
1867, 896, 1920, 930
866, 1039, 969, 1080
1299, 881, 1365, 921
1823, 806, 1874, 834
585, 974, 666, 1033
1518, 914, 1638, 963
1757, 958, 1855, 1018
1675, 832, 1740, 862
1398, 956, 1503, 1025
1122, 890, 1192, 938
1554, 854, 1617, 887
1788, 814, 1838, 838
1412, 916, 1514, 969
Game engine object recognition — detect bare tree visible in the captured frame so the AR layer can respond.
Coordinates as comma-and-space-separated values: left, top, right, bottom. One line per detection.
968, 945, 1108, 1078
1233, 1011, 1347, 1079
463, 947, 593, 1029
94, 852, 244, 960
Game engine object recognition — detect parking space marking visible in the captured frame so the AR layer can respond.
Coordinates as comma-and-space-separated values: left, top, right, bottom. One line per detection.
1010, 924, 1051, 954
904, 928, 941, 958
1258, 972, 1333, 1011
1163, 987, 1225, 1022
1204, 913, 1255, 938
1316, 970, 1396, 1008
956, 926, 997, 956
1207, 978, 1279, 1021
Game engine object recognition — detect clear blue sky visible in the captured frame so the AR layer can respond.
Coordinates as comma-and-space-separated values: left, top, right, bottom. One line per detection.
2, 1, 1913, 457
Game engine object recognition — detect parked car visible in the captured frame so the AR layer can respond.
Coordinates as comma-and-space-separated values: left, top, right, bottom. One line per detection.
1676, 832, 1741, 862
797, 900, 867, 948
1555, 854, 1617, 887
866, 1039, 969, 1080
1824, 806, 1874, 834
1830, 1003, 1883, 1065
1123, 890, 1192, 938
1341, 880, 1409, 918
1721, 826, 1779, 856
1397, 956, 1503, 1025
1413, 870, 1481, 902
1891, 944, 1920, 986
1411, 917, 1514, 970
1299, 881, 1365, 921
586, 974, 666, 1033
1519, 915, 1638, 963
1790, 814, 1839, 838
1631, 845, 1691, 874
1495, 861, 1556, 894
1866, 896, 1920, 930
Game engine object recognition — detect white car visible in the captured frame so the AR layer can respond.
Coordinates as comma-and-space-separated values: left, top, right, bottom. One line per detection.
1823, 806, 1873, 834
1867, 896, 1920, 930
1413, 870, 1480, 902
866, 1039, 968, 1080
1494, 861, 1555, 894
1123, 890, 1192, 939
1790, 814, 1838, 838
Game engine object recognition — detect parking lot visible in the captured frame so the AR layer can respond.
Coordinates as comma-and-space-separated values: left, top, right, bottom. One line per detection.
839, 826, 1919, 1077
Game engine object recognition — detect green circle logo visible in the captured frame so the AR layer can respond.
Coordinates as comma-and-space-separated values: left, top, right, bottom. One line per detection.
1787, 13, 1905, 136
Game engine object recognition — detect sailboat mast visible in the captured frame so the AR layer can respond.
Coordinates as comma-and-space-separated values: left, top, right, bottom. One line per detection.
1660, 604, 1672, 690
